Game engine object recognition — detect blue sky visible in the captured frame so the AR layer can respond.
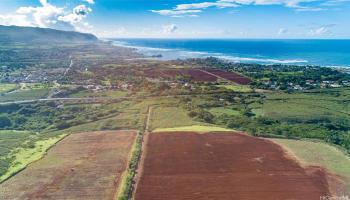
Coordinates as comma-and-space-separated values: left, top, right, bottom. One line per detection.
0, 0, 349, 38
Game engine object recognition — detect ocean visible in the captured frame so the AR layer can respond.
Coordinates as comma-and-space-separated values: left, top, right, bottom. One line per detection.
111, 39, 350, 67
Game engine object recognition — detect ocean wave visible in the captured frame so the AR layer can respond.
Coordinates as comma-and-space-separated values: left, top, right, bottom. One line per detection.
112, 40, 308, 64
216, 55, 308, 64
112, 41, 173, 52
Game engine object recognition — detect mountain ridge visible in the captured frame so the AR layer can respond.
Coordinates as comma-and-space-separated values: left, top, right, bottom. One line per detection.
0, 25, 98, 43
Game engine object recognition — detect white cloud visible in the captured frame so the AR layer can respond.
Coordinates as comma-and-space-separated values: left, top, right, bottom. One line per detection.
175, 2, 239, 10
0, 14, 32, 26
163, 24, 178, 34
309, 24, 335, 36
0, 0, 92, 32
295, 7, 327, 11
83, 0, 95, 4
151, 9, 202, 17
74, 5, 92, 16
152, 0, 341, 17
309, 26, 330, 36
58, 5, 92, 25
278, 28, 288, 35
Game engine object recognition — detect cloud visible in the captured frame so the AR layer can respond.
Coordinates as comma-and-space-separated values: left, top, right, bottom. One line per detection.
151, 9, 202, 17
309, 24, 336, 36
0, 0, 92, 32
152, 0, 344, 17
321, 0, 350, 6
83, 0, 95, 4
0, 14, 32, 27
163, 24, 178, 34
278, 28, 288, 35
74, 5, 92, 15
58, 5, 92, 25
152, 1, 239, 17
175, 2, 239, 10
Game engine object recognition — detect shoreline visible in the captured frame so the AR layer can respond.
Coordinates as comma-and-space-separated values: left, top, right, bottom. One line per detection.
108, 39, 350, 69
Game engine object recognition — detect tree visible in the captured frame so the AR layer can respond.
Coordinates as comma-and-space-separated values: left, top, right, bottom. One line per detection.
0, 115, 12, 128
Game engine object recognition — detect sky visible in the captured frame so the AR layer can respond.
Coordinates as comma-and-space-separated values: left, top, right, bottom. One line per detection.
0, 0, 349, 38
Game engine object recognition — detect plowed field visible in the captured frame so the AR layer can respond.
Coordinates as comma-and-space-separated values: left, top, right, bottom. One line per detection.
135, 132, 330, 200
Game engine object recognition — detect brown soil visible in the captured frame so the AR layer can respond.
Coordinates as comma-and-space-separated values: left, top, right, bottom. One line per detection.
0, 131, 136, 200
204, 69, 252, 85
143, 68, 218, 82
135, 132, 330, 200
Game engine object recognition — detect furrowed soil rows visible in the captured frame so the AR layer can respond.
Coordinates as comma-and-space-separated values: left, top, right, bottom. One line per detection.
204, 69, 252, 85
135, 132, 330, 200
0, 131, 136, 200
143, 68, 218, 82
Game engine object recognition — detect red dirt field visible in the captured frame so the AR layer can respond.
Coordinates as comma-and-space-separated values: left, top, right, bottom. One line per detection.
135, 132, 330, 200
0, 131, 136, 200
204, 69, 252, 85
143, 68, 218, 82
142, 68, 251, 84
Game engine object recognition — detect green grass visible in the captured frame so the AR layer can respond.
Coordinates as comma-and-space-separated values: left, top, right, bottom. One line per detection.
217, 84, 253, 92
149, 106, 206, 131
153, 125, 234, 133
69, 90, 128, 98
0, 88, 49, 102
250, 91, 350, 123
0, 84, 19, 93
0, 134, 66, 182
0, 130, 32, 157
272, 138, 350, 193
209, 107, 241, 116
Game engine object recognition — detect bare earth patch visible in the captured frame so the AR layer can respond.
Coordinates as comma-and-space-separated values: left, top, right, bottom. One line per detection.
135, 132, 330, 200
0, 130, 136, 200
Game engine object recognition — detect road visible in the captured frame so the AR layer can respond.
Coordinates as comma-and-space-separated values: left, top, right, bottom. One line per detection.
0, 97, 133, 105
0, 91, 236, 106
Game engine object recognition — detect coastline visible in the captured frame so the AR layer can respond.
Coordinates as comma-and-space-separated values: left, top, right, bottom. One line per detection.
109, 38, 350, 69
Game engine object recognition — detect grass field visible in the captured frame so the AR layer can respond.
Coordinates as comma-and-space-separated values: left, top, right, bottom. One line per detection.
272, 139, 350, 194
152, 125, 233, 133
250, 90, 350, 123
0, 134, 66, 182
217, 84, 252, 92
149, 106, 205, 131
0, 88, 49, 102
209, 107, 241, 116
0, 84, 19, 93
69, 90, 128, 98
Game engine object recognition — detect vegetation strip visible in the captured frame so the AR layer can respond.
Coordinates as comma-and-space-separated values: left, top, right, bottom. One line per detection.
117, 106, 152, 200
152, 125, 234, 133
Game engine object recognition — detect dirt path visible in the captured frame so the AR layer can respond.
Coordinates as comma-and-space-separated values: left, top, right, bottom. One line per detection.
135, 132, 331, 200
198, 69, 230, 82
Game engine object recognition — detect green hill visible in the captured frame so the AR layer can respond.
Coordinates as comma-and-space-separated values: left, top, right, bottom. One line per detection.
0, 25, 98, 43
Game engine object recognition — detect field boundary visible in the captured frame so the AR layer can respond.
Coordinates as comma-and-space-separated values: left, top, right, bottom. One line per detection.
116, 106, 153, 200
115, 131, 140, 200
130, 106, 152, 200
